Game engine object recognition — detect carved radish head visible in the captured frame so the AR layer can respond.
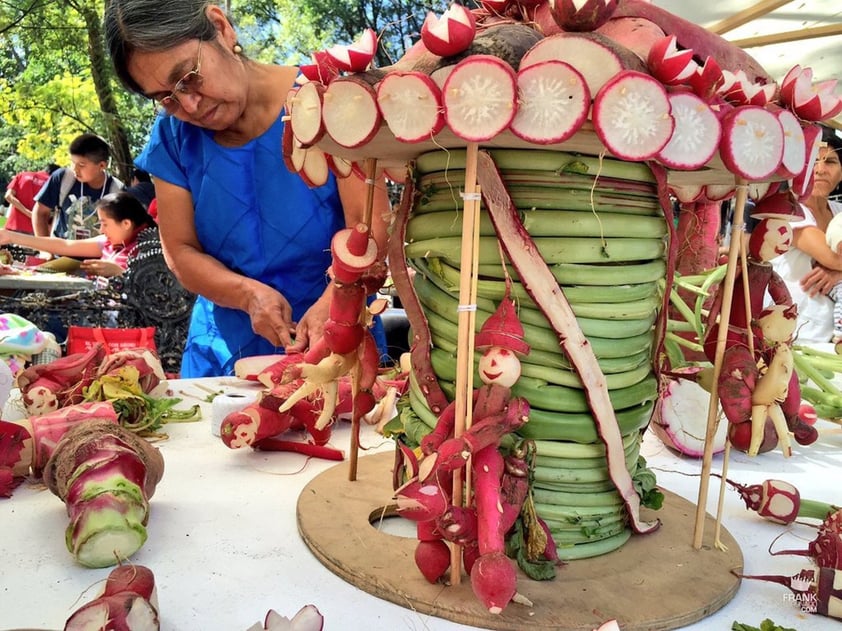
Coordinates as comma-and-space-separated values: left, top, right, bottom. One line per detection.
475, 296, 530, 387
748, 218, 793, 262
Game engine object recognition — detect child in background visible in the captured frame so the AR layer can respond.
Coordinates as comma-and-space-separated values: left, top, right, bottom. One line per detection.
826, 212, 842, 343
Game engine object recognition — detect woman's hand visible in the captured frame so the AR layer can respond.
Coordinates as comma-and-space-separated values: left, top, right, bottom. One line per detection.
80, 259, 124, 278
286, 285, 333, 354
245, 282, 296, 347
800, 265, 842, 297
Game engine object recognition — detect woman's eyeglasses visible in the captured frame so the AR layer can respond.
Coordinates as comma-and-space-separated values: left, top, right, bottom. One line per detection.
155, 41, 204, 115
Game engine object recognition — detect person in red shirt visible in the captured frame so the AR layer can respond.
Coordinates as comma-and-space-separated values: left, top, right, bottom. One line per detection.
4, 165, 59, 234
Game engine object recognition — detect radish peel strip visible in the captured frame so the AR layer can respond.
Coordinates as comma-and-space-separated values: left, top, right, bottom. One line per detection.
476, 150, 659, 535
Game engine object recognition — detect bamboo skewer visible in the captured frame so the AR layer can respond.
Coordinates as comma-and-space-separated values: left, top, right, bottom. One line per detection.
449, 142, 482, 585
349, 157, 379, 482
693, 179, 748, 548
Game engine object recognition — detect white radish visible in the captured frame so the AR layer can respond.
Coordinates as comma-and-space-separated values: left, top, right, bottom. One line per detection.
592, 70, 674, 161
322, 77, 382, 149
718, 105, 784, 181
520, 32, 629, 97
289, 82, 326, 147
651, 369, 727, 458
376, 71, 444, 143
510, 60, 589, 144
442, 55, 517, 142
655, 91, 720, 170
775, 108, 807, 179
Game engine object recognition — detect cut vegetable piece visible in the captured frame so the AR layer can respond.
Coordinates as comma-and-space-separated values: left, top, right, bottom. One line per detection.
592, 70, 673, 161
442, 55, 517, 142
718, 105, 784, 181
549, 0, 618, 32
322, 77, 382, 149
780, 65, 842, 122
326, 153, 353, 178
520, 32, 634, 97
323, 28, 377, 73
703, 183, 735, 202
289, 82, 326, 146
775, 108, 807, 179
510, 60, 589, 145
281, 122, 306, 173
376, 71, 444, 143
299, 146, 330, 188
669, 183, 703, 204
420, 4, 477, 57
792, 123, 823, 199
655, 91, 720, 170
646, 34, 697, 85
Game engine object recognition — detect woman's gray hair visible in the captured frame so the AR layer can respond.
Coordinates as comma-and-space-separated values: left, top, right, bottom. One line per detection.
104, 0, 219, 94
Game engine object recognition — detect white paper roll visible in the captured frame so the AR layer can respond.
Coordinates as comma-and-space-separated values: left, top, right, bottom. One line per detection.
211, 390, 260, 437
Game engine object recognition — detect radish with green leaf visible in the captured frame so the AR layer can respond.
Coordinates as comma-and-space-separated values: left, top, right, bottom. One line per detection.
376, 71, 444, 143
510, 60, 589, 145
420, 4, 476, 58
442, 54, 517, 142
592, 70, 674, 161
718, 105, 784, 181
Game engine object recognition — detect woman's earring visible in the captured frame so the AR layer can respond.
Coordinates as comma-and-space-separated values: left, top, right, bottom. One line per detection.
233, 43, 243, 54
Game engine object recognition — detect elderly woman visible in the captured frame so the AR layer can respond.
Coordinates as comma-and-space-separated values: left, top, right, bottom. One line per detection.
104, 0, 391, 377
771, 126, 842, 343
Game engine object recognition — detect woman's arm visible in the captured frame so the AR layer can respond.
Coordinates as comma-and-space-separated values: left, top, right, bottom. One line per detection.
792, 225, 842, 270
154, 179, 297, 347
0, 229, 103, 259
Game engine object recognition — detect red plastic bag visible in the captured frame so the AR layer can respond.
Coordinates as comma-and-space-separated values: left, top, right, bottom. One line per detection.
66, 326, 157, 356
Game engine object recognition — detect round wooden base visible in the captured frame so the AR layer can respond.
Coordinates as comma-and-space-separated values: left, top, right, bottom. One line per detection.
297, 452, 744, 631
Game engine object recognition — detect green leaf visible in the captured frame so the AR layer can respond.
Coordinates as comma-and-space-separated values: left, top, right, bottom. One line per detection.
731, 619, 798, 631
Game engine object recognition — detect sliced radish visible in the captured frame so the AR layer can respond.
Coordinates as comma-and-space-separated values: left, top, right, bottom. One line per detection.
718, 105, 784, 181
792, 123, 823, 200
748, 180, 779, 201
326, 153, 353, 178
688, 56, 724, 101
703, 183, 735, 202
376, 71, 444, 143
655, 91, 720, 170
323, 28, 378, 73
774, 108, 807, 179
298, 51, 340, 84
322, 77, 382, 149
281, 122, 306, 173
548, 0, 619, 32
442, 54, 517, 142
670, 183, 703, 204
520, 32, 639, 98
420, 4, 476, 58
510, 60, 589, 144
718, 70, 776, 107
289, 81, 326, 146
647, 35, 697, 86
592, 70, 673, 161
299, 146, 330, 188
780, 65, 842, 122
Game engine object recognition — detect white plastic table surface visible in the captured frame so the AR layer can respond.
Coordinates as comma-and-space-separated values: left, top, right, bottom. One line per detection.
1, 376, 840, 630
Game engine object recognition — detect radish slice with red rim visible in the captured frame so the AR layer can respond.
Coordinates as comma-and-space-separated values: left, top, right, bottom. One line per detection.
703, 183, 735, 202
670, 183, 703, 204
655, 91, 720, 170
322, 77, 382, 149
299, 147, 330, 188
719, 105, 784, 181
326, 153, 353, 178
376, 71, 445, 143
510, 60, 590, 145
442, 54, 517, 142
289, 81, 326, 147
775, 108, 807, 179
592, 70, 674, 161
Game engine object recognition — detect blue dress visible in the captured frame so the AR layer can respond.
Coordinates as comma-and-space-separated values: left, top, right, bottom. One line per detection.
137, 113, 384, 377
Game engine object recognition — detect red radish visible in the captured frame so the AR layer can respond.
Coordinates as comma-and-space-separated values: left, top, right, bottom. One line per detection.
330, 223, 378, 284
298, 51, 339, 84
322, 76, 382, 149
254, 438, 344, 461
592, 70, 674, 161
64, 591, 159, 631
780, 65, 842, 122
103, 564, 158, 608
727, 478, 801, 525
718, 69, 776, 107
376, 71, 444, 143
480, 0, 509, 13
651, 368, 727, 457
414, 539, 451, 583
670, 183, 703, 204
702, 183, 735, 202
510, 60, 589, 144
394, 476, 450, 522
774, 108, 807, 179
800, 403, 818, 426
718, 105, 784, 181
749, 190, 804, 222
771, 509, 842, 569
288, 82, 326, 146
688, 56, 724, 101
728, 418, 777, 455
326, 153, 353, 178
234, 355, 283, 380
246, 606, 324, 631
646, 35, 697, 85
734, 568, 841, 620
420, 4, 476, 58
323, 28, 377, 73
655, 91, 720, 170
442, 55, 517, 142
595, 16, 666, 61
792, 123, 823, 200
548, 0, 618, 32
520, 32, 644, 98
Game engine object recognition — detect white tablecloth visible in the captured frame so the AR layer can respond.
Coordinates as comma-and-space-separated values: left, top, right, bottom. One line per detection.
1, 377, 840, 630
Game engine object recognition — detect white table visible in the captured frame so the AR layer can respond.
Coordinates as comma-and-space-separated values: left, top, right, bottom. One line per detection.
1, 377, 840, 630
0, 272, 93, 292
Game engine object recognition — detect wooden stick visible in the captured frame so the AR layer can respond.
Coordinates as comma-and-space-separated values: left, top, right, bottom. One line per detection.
449, 142, 481, 584
348, 157, 379, 482
693, 180, 748, 549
